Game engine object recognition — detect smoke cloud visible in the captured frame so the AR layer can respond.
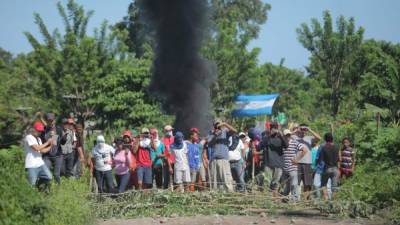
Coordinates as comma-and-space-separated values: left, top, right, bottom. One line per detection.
142, 0, 216, 135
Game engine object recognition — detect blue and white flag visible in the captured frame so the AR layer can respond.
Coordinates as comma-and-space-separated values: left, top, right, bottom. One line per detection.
232, 94, 279, 117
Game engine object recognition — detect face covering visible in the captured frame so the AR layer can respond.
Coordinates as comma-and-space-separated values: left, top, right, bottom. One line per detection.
192, 136, 199, 143
175, 137, 183, 144
123, 136, 131, 143
165, 131, 173, 138
98, 143, 105, 149
140, 138, 151, 148
173, 132, 184, 148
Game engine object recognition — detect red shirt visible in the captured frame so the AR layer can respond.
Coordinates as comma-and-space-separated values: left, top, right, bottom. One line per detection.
136, 146, 152, 167
162, 137, 175, 163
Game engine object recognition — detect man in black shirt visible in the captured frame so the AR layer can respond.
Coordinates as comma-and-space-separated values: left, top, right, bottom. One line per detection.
42, 113, 64, 184
319, 133, 340, 200
258, 127, 288, 197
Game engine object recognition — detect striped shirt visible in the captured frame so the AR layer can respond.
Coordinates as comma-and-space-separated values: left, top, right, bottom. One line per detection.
340, 147, 354, 171
283, 139, 305, 172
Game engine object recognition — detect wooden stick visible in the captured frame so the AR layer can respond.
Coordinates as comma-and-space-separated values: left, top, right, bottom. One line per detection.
169, 173, 174, 191
252, 156, 255, 182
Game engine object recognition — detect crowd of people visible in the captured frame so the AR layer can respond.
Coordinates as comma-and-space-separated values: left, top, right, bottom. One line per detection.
23, 113, 356, 201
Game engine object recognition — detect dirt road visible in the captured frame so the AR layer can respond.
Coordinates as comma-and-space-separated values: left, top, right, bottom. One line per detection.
99, 215, 373, 225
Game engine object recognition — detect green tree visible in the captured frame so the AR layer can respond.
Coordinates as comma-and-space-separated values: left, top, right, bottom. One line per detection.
355, 40, 400, 124
115, 0, 154, 58
21, 0, 163, 130
209, 0, 270, 40
0, 50, 46, 146
23, 0, 100, 120
246, 62, 318, 121
297, 11, 364, 117
87, 44, 166, 128
203, 0, 271, 117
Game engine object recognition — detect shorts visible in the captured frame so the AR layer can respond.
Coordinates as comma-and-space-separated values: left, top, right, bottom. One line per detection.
340, 168, 353, 178
137, 166, 152, 185
174, 169, 191, 184
322, 167, 339, 192
297, 163, 313, 186
199, 164, 207, 182
190, 170, 199, 183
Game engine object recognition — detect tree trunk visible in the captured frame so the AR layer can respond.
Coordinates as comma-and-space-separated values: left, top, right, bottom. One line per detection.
331, 87, 340, 118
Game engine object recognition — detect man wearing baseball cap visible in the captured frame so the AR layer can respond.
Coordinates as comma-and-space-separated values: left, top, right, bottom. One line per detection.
24, 121, 53, 187
134, 127, 153, 189
293, 123, 321, 200
161, 125, 174, 189
42, 112, 64, 184
60, 118, 76, 178
207, 120, 237, 191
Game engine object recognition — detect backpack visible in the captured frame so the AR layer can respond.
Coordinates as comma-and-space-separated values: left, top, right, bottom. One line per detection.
268, 136, 284, 156
228, 134, 240, 151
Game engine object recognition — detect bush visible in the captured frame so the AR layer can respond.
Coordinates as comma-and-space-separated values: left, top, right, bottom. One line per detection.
0, 146, 94, 225
335, 163, 400, 223
338, 163, 400, 208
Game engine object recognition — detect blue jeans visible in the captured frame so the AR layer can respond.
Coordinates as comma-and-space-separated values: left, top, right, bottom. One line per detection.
27, 164, 53, 186
137, 166, 152, 185
116, 172, 130, 193
94, 169, 114, 193
230, 161, 245, 192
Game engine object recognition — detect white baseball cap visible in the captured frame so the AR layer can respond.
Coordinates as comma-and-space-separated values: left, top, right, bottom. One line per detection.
283, 129, 292, 136
164, 125, 173, 131
96, 135, 105, 143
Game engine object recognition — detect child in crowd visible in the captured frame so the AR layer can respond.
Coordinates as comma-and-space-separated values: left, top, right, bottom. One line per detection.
339, 137, 356, 178
187, 128, 201, 191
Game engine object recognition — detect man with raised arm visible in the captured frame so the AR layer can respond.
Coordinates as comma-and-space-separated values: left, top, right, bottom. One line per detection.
207, 120, 237, 191
24, 121, 53, 187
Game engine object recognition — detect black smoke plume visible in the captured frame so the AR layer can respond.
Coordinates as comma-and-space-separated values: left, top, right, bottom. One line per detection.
142, 0, 216, 135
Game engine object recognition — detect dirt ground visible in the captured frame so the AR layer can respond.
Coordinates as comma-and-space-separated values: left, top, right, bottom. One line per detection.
99, 214, 374, 225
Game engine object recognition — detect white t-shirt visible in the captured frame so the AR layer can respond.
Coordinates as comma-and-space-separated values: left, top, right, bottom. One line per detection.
172, 143, 190, 171
228, 139, 244, 161
24, 134, 45, 168
296, 136, 314, 164
92, 143, 115, 171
